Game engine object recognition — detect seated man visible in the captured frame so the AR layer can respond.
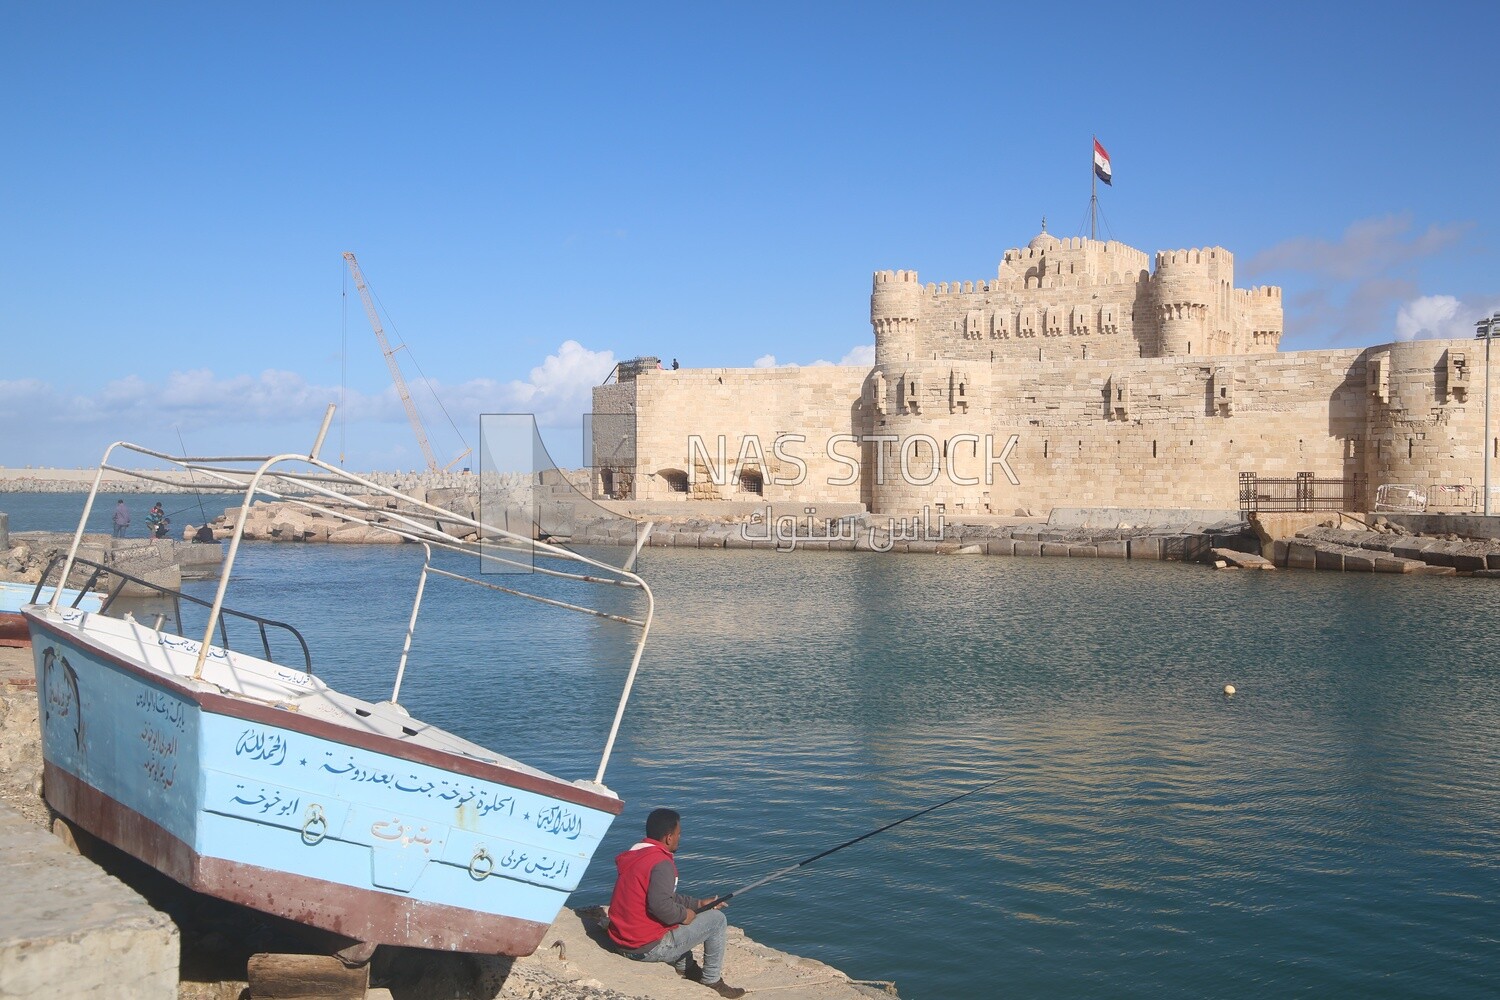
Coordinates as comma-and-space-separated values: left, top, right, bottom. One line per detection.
607, 808, 746, 998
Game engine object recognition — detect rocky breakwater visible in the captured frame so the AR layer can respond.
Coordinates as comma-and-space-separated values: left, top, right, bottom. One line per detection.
211, 486, 503, 544
1273, 518, 1500, 576
3, 531, 210, 592
209, 471, 594, 546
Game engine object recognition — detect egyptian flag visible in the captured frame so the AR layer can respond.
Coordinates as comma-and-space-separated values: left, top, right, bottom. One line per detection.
1093, 138, 1112, 186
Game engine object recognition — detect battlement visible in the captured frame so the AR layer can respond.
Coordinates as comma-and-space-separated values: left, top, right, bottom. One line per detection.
1000, 239, 1150, 268
919, 270, 1146, 298
1234, 285, 1282, 302
1155, 247, 1232, 268
873, 269, 920, 287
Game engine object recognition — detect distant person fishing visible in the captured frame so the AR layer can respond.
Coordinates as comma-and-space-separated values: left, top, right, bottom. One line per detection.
146, 501, 170, 539
112, 499, 131, 537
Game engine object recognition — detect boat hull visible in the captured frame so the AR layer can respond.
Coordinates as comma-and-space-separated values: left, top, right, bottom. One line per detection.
28, 609, 623, 955
0, 612, 25, 647
1, 582, 102, 646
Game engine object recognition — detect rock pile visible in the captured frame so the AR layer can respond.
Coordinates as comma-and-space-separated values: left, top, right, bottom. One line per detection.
1279, 521, 1500, 575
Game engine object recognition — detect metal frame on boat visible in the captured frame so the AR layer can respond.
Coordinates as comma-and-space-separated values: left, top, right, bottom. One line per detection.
22, 407, 654, 956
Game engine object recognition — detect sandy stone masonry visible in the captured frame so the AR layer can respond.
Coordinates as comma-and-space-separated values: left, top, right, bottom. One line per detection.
595, 230, 1488, 516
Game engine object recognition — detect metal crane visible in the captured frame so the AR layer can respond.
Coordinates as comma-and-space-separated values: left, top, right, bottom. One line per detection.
342, 252, 469, 473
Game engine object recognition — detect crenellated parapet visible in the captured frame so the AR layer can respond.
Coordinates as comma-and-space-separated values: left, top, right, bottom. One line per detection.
871, 231, 1282, 365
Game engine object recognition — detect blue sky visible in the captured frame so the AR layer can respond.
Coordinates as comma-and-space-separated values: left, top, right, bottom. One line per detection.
3, 1, 1498, 470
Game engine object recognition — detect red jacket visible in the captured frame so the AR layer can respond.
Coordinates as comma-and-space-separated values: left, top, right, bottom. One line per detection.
607, 839, 679, 950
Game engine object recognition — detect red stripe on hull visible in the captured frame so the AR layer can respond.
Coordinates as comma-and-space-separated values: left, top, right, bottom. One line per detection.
44, 764, 553, 954
0, 613, 29, 647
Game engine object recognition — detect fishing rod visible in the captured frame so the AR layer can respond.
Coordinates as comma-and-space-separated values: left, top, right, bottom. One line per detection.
694, 776, 1003, 913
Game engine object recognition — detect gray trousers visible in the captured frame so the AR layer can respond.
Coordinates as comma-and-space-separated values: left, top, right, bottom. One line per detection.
629, 909, 729, 984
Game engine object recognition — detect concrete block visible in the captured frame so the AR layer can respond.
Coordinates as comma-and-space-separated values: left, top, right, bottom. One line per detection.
1129, 536, 1162, 560
1390, 542, 1433, 562
1414, 564, 1457, 576
1068, 545, 1098, 558
1272, 539, 1290, 566
1096, 540, 1127, 559
1040, 542, 1072, 558
1373, 556, 1420, 573
1424, 543, 1487, 571
1313, 546, 1345, 571
1287, 542, 1317, 570
1156, 534, 1197, 562
1416, 541, 1458, 567
1342, 551, 1375, 572
0, 806, 178, 999
1013, 540, 1042, 558
986, 539, 1016, 557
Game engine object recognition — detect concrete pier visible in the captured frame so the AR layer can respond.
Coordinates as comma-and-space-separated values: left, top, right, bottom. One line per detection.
0, 803, 179, 999
0, 648, 178, 999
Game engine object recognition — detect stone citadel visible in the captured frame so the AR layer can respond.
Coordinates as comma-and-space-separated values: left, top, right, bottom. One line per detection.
592, 229, 1487, 516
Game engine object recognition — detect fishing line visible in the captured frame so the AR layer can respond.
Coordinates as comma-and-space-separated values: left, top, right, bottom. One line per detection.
175, 427, 211, 524
694, 776, 1004, 912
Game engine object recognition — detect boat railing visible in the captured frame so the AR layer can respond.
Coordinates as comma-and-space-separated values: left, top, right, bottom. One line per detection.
35, 554, 314, 674
49, 405, 654, 786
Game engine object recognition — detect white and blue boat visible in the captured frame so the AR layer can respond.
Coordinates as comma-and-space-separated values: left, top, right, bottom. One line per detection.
2, 579, 103, 646
23, 409, 653, 958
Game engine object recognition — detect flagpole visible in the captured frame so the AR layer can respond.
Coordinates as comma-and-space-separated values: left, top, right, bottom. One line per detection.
1090, 136, 1098, 241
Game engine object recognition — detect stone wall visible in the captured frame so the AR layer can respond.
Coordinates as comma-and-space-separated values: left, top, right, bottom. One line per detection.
596, 367, 869, 506
599, 339, 1493, 518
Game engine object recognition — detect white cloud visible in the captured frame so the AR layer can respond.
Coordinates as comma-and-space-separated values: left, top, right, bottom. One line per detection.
0, 341, 617, 469
1395, 295, 1500, 341
1396, 295, 1463, 341
1244, 214, 1469, 281
838, 343, 875, 367
481, 339, 616, 427
1238, 213, 1476, 347
751, 343, 875, 368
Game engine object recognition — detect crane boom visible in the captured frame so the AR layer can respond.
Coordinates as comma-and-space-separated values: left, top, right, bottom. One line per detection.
342, 252, 440, 472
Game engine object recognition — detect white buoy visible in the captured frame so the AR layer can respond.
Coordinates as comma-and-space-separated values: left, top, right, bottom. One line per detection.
1223, 684, 1236, 696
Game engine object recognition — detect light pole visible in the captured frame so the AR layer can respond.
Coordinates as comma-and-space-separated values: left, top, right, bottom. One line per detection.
1476, 313, 1500, 516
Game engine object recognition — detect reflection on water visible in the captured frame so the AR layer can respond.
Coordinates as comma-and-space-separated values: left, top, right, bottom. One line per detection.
6, 487, 1498, 1000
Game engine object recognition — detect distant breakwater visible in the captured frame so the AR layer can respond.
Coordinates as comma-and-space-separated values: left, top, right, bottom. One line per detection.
0, 469, 490, 496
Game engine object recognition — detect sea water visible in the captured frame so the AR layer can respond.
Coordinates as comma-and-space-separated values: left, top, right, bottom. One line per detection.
4, 493, 1498, 998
